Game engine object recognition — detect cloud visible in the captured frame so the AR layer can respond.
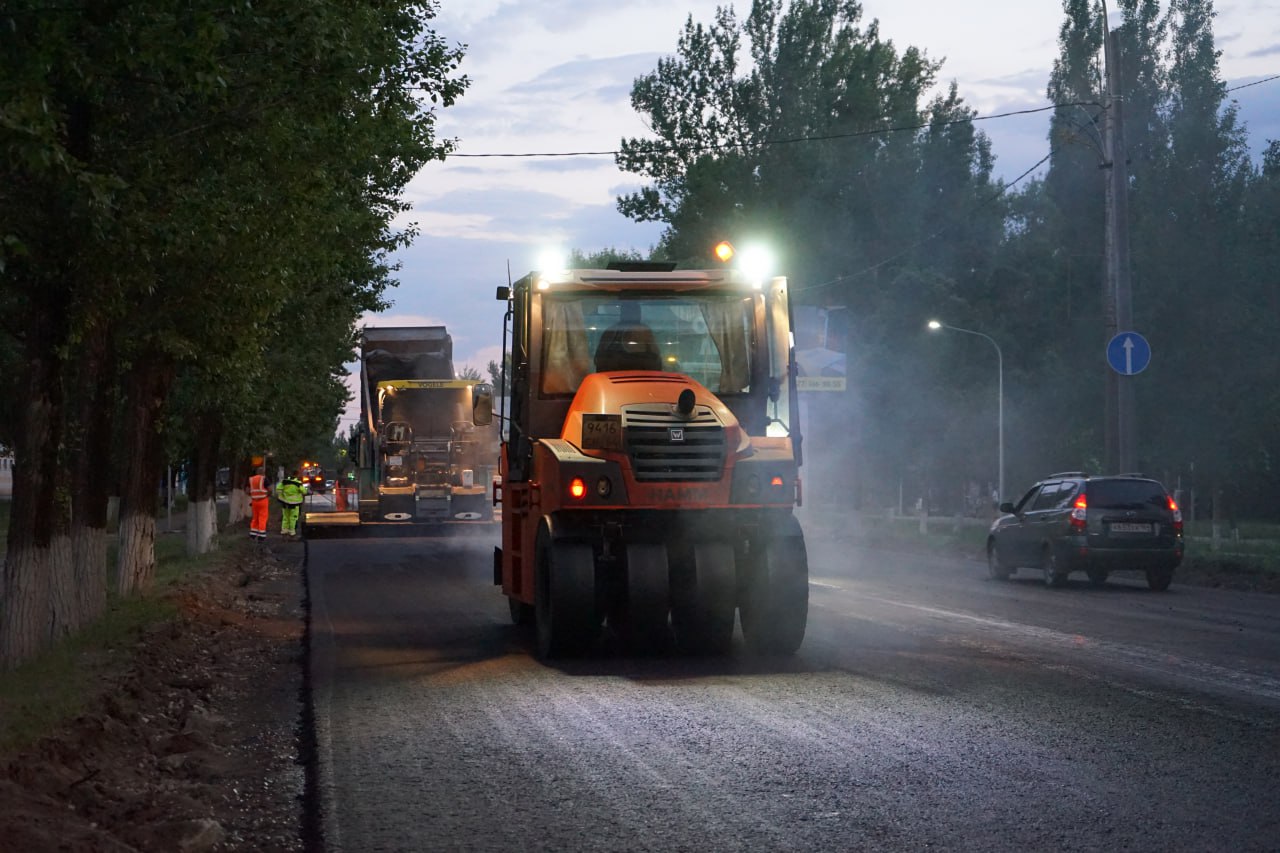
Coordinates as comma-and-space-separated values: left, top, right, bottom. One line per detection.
519, 156, 620, 173
972, 68, 1052, 99
508, 53, 665, 97
1245, 43, 1280, 58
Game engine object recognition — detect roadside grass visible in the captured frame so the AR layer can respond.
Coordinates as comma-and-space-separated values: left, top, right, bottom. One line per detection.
803, 505, 1280, 582
0, 503, 243, 754
852, 513, 989, 558
1186, 519, 1280, 540
1183, 542, 1280, 576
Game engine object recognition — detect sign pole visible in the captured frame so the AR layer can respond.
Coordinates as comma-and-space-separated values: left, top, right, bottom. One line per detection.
1104, 25, 1136, 473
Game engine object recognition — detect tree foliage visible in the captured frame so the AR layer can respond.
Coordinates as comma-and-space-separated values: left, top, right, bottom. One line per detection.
0, 0, 467, 666
618, 0, 1279, 517
617, 0, 1003, 507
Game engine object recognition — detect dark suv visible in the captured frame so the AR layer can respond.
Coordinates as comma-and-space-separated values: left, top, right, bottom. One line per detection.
987, 473, 1184, 590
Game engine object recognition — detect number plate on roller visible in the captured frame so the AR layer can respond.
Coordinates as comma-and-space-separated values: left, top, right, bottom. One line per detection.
581, 414, 623, 451
1110, 522, 1152, 534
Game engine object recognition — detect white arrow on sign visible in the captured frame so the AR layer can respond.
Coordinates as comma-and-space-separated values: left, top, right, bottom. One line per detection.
1106, 331, 1151, 376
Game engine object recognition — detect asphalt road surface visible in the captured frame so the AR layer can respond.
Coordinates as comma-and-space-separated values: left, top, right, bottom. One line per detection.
306, 523, 1280, 852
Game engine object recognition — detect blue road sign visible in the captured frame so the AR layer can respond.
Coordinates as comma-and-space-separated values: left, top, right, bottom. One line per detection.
1106, 331, 1151, 376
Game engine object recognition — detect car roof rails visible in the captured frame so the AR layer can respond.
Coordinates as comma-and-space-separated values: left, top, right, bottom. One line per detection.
1115, 472, 1148, 478
1047, 471, 1087, 479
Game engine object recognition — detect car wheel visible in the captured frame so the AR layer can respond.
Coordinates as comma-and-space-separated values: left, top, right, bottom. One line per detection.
1042, 547, 1068, 588
987, 540, 1011, 581
1146, 568, 1173, 592
1086, 568, 1109, 587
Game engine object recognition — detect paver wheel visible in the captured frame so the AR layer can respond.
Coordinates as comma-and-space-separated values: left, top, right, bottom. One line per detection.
1146, 568, 1173, 592
1042, 547, 1068, 588
987, 540, 1011, 581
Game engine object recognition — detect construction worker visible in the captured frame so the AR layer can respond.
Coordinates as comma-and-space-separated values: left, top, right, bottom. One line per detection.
248, 466, 270, 541
276, 469, 306, 537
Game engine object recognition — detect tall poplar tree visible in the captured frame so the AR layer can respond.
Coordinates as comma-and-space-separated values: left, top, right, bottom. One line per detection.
617, 0, 1004, 509
1138, 0, 1253, 507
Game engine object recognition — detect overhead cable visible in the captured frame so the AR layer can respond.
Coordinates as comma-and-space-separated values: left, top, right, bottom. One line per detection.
446, 102, 1098, 159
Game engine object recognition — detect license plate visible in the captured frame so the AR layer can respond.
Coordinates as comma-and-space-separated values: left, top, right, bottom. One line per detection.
1110, 522, 1152, 534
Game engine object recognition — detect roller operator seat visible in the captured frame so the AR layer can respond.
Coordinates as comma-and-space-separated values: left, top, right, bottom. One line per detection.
593, 322, 663, 372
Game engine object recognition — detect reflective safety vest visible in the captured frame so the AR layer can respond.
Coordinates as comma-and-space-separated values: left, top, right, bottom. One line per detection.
248, 474, 270, 502
276, 477, 306, 506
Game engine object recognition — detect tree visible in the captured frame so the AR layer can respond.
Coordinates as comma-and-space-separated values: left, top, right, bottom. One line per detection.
569, 247, 647, 267
617, 0, 1003, 507
486, 357, 511, 397
1137, 0, 1253, 507
0, 0, 467, 667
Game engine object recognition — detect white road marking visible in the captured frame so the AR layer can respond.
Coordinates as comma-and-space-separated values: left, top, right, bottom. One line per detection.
814, 585, 1280, 706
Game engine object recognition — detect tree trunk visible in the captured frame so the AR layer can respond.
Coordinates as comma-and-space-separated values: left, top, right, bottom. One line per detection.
0, 547, 49, 669
69, 322, 115, 630
228, 457, 253, 526
186, 411, 222, 556
186, 500, 218, 555
116, 359, 174, 596
46, 532, 76, 640
0, 326, 65, 668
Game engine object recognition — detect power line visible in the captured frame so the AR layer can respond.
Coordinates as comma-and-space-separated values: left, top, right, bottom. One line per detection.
439, 71, 1278, 160
1227, 73, 1280, 92
796, 149, 1055, 295
446, 101, 1099, 159
790, 72, 1278, 295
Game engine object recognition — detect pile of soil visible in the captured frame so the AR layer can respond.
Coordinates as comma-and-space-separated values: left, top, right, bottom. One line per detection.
0, 541, 308, 852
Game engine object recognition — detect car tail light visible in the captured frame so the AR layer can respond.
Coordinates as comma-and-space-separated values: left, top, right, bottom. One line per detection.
1168, 495, 1183, 534
1069, 492, 1087, 532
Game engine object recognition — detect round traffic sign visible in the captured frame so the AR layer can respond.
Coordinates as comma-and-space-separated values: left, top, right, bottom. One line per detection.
1106, 332, 1151, 376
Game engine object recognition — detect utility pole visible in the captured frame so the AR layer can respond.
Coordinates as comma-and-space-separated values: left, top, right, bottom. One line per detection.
1102, 26, 1135, 474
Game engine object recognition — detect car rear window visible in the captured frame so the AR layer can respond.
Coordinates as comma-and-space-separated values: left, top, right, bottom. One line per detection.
1086, 479, 1168, 510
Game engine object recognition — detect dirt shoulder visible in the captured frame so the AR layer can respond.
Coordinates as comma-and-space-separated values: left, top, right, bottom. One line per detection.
0, 537, 309, 852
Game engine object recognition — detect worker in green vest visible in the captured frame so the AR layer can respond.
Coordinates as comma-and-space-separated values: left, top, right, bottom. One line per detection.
276, 470, 307, 537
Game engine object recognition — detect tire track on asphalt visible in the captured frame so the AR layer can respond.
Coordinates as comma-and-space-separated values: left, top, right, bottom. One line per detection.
811, 581, 1280, 715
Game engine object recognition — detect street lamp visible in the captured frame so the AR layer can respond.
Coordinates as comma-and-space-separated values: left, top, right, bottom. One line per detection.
927, 319, 1004, 504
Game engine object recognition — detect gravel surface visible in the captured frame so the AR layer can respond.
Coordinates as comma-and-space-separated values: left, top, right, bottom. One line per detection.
309, 534, 1280, 852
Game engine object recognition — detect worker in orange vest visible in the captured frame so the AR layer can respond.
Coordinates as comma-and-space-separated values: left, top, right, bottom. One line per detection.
248, 466, 270, 540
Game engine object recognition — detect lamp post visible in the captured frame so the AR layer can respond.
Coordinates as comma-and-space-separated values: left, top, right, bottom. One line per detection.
927, 320, 1004, 504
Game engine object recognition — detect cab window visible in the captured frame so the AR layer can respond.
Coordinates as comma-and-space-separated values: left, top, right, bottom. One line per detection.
540, 292, 754, 396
